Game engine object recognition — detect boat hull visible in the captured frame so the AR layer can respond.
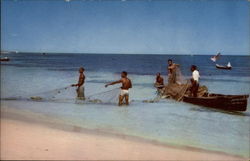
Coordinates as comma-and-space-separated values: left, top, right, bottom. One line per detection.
216, 65, 232, 70
183, 94, 248, 111
0, 58, 10, 61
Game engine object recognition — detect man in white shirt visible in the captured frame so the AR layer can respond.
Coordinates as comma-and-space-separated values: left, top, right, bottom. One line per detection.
190, 65, 200, 97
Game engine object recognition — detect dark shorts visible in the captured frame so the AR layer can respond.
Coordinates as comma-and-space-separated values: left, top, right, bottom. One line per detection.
191, 81, 199, 97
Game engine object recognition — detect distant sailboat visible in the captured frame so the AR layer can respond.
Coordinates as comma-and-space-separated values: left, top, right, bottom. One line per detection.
211, 52, 221, 62
0, 57, 10, 61
216, 62, 232, 70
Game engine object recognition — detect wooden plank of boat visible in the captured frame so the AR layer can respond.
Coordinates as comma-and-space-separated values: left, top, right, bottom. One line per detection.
208, 93, 249, 99
183, 94, 249, 111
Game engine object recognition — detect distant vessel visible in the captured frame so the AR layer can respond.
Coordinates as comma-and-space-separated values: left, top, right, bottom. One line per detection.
211, 52, 221, 62
0, 57, 10, 61
216, 62, 232, 70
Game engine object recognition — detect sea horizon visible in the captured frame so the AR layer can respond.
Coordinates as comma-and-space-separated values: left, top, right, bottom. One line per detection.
1, 50, 249, 56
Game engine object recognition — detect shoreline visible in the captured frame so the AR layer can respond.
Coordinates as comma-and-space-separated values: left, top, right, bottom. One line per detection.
1, 108, 247, 160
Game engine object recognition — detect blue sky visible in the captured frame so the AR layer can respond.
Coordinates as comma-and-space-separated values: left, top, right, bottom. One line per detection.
1, 0, 249, 55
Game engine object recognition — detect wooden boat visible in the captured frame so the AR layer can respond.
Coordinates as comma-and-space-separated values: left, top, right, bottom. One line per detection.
216, 62, 232, 70
183, 93, 249, 111
0, 57, 10, 61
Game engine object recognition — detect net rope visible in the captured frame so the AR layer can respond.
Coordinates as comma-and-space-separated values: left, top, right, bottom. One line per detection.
1, 67, 206, 104
1, 86, 73, 101
1, 86, 121, 104
79, 87, 120, 104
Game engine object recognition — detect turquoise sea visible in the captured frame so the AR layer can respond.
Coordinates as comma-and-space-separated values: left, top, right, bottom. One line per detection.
1, 53, 250, 157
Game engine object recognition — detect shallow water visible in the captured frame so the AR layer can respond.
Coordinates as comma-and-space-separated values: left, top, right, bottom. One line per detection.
1, 53, 250, 157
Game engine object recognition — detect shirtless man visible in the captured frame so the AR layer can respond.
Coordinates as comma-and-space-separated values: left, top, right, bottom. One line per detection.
71, 67, 85, 100
105, 71, 132, 106
167, 59, 179, 84
154, 73, 164, 89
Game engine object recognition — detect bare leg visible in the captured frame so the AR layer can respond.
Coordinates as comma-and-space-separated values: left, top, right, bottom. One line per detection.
119, 95, 124, 106
125, 95, 129, 105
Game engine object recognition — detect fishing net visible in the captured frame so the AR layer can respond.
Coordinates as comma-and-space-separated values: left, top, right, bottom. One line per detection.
28, 86, 74, 102
77, 88, 120, 104
163, 83, 189, 101
163, 66, 208, 101
28, 86, 121, 104
1, 83, 121, 105
167, 66, 186, 85
163, 82, 208, 101
175, 67, 186, 85
0, 86, 73, 101
143, 66, 189, 103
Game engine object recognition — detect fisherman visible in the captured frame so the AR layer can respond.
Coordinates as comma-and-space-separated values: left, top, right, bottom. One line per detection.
190, 65, 200, 97
105, 71, 132, 106
154, 73, 164, 93
71, 67, 85, 100
167, 59, 180, 84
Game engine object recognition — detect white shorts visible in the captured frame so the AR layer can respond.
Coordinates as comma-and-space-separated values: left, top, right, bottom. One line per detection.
120, 89, 129, 96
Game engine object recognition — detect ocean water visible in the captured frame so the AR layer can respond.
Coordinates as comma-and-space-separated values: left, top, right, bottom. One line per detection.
1, 53, 250, 157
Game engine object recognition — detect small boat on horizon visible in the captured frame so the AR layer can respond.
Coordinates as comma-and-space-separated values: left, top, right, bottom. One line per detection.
0, 57, 10, 61
216, 62, 232, 70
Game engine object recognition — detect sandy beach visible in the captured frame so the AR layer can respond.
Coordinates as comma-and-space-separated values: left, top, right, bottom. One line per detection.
1, 117, 246, 160
1, 0, 250, 160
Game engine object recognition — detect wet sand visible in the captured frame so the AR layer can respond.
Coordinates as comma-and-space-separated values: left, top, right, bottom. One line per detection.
1, 117, 246, 160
